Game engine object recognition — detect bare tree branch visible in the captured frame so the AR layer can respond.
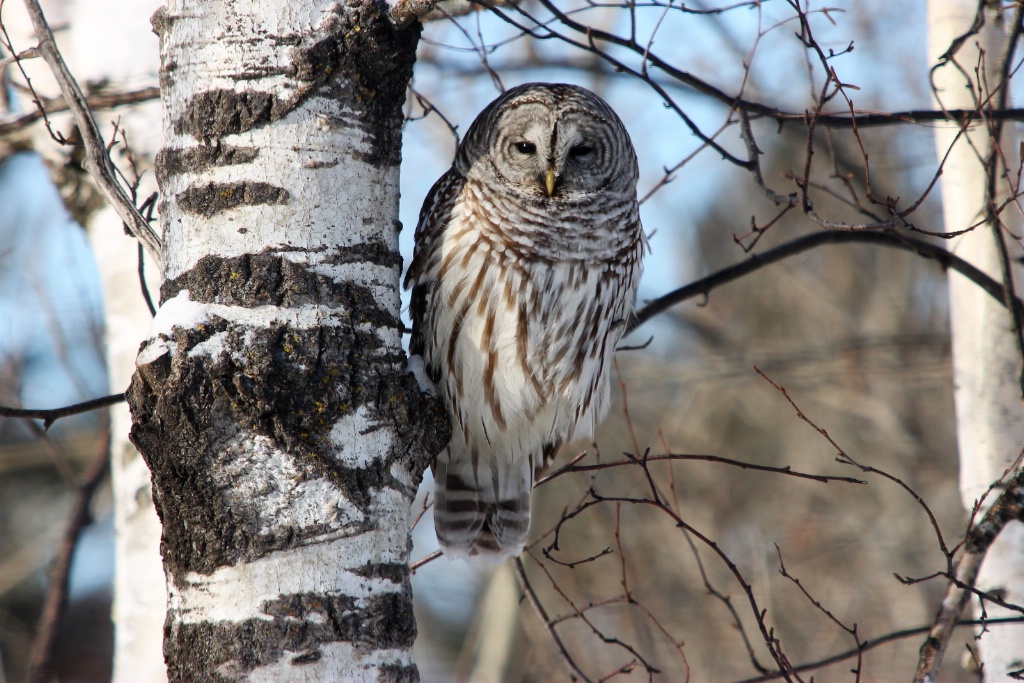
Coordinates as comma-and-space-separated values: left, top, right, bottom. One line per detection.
478, 0, 1024, 129
754, 364, 1024, 682
20, 0, 162, 265
630, 230, 1024, 333
0, 85, 160, 138
416, 54, 1024, 126
735, 617, 1024, 683
536, 451, 867, 487
0, 393, 126, 429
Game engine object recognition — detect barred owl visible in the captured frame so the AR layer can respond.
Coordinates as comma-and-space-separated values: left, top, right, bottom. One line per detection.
405, 83, 645, 560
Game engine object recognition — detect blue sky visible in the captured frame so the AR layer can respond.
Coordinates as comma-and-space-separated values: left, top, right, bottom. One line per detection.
398, 0, 933, 329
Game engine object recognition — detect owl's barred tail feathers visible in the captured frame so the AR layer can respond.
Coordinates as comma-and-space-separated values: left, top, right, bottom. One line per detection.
433, 458, 532, 561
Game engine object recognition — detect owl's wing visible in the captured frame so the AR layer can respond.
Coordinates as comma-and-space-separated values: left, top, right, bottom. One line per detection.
404, 168, 464, 381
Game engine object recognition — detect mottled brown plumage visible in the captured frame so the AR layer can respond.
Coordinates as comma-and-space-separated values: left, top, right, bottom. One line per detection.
405, 83, 645, 560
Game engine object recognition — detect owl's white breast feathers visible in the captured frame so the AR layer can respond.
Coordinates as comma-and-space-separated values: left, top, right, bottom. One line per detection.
420, 181, 642, 481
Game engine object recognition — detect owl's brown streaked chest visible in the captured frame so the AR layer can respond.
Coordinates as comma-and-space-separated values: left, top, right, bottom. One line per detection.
435, 203, 628, 392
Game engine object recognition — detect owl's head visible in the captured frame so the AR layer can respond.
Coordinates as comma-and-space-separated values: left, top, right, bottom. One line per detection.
455, 83, 639, 201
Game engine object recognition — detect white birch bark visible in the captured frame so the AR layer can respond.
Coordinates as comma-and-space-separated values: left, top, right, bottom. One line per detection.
927, 1, 1024, 676
126, 0, 443, 679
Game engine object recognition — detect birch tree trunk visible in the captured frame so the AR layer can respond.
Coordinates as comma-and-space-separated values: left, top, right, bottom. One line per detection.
126, 1, 444, 678
928, 1, 1024, 676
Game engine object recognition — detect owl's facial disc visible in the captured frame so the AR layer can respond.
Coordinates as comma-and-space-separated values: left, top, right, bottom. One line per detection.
489, 101, 616, 199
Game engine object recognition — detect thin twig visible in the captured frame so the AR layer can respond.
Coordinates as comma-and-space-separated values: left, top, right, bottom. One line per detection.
537, 452, 866, 487
137, 192, 158, 316
0, 393, 126, 429
775, 545, 863, 683
409, 549, 442, 573
527, 550, 662, 677
514, 557, 593, 682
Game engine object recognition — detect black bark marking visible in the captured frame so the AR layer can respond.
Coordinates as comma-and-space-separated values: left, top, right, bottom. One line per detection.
164, 591, 417, 682
161, 251, 401, 327
262, 591, 416, 650
177, 181, 290, 218
291, 650, 321, 664
349, 562, 409, 584
175, 89, 276, 139
156, 144, 259, 185
129, 320, 444, 576
378, 663, 420, 683
288, 4, 419, 166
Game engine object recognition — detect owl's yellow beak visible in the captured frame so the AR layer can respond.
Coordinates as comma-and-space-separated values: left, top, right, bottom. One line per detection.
545, 166, 557, 197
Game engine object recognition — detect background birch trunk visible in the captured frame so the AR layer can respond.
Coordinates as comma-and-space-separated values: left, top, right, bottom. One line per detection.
928, 0, 1024, 676
93, 223, 165, 683
125, 1, 444, 678
62, 1, 169, 677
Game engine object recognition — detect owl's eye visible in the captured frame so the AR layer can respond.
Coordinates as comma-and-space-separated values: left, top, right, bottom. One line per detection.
513, 141, 537, 155
569, 144, 594, 158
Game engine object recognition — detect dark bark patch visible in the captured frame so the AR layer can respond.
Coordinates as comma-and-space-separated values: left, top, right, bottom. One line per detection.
378, 663, 420, 683
161, 251, 400, 327
129, 320, 389, 574
127, 254, 449, 575
156, 144, 259, 185
350, 562, 409, 584
262, 591, 415, 650
165, 590, 416, 681
177, 181, 289, 218
287, 3, 420, 166
175, 89, 277, 139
